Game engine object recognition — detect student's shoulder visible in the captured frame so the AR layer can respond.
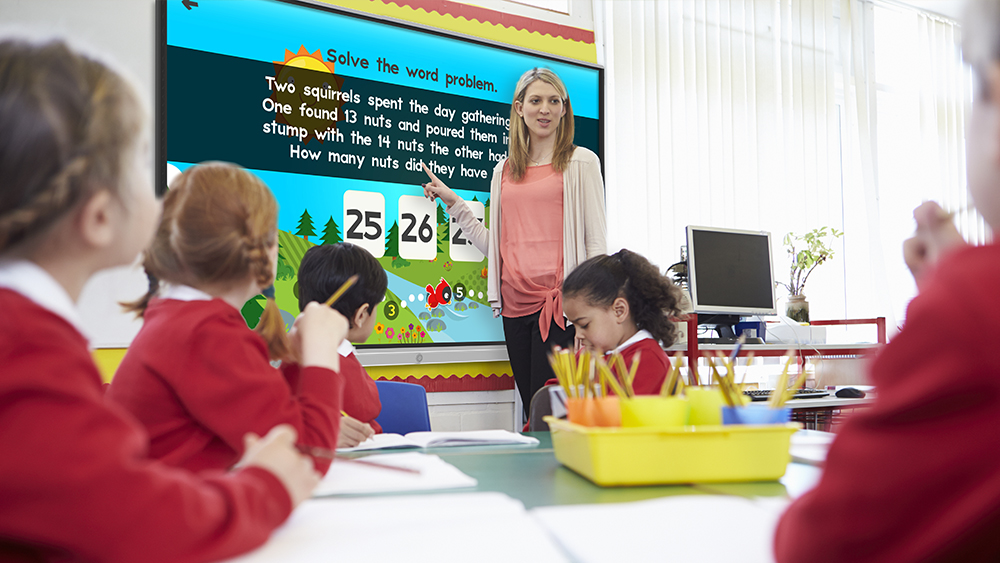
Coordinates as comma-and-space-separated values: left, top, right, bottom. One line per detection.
141, 298, 263, 348
627, 337, 669, 363
0, 289, 87, 349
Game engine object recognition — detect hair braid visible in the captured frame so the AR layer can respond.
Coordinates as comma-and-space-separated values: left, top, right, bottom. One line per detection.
0, 38, 143, 254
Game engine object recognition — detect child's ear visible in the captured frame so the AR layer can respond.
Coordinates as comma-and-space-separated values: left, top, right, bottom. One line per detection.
76, 189, 116, 249
353, 303, 370, 327
612, 297, 630, 324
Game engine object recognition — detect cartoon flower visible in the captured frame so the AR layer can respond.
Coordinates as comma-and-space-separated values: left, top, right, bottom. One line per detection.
408, 323, 414, 330
375, 323, 384, 334
385, 327, 394, 339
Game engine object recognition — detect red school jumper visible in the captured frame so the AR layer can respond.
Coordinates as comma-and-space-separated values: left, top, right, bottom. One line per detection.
281, 339, 382, 433
775, 244, 1000, 563
608, 330, 670, 395
0, 265, 290, 563
338, 340, 382, 433
107, 289, 343, 474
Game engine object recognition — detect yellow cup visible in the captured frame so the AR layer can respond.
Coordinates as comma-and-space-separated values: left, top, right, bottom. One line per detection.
619, 396, 687, 428
686, 387, 725, 426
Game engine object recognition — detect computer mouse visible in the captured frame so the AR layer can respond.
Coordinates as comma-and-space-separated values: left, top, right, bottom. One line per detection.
835, 387, 866, 399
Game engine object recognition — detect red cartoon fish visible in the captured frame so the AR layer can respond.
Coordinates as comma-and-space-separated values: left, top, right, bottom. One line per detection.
425, 278, 452, 309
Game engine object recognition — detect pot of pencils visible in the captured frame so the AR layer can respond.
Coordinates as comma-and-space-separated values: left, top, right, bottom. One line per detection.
549, 348, 621, 427
720, 350, 801, 425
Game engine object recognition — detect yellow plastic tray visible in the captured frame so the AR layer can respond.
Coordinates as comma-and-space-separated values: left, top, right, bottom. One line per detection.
545, 416, 799, 486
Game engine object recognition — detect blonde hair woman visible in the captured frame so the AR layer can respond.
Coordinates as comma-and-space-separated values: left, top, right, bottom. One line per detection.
422, 67, 607, 415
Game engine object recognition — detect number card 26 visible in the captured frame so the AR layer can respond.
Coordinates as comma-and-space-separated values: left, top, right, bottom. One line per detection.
398, 195, 437, 260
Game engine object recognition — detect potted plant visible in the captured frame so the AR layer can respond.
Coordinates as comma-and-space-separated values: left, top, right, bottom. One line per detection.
777, 227, 843, 322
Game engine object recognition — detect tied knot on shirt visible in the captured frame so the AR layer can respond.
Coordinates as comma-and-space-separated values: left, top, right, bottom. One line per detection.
539, 287, 565, 342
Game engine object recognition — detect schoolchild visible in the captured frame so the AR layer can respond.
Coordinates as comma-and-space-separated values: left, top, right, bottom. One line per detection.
776, 3, 1000, 560
561, 249, 686, 394
296, 243, 389, 447
0, 38, 319, 562
108, 161, 349, 474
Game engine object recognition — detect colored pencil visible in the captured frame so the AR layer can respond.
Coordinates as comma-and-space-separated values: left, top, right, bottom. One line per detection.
324, 274, 359, 307
296, 444, 422, 475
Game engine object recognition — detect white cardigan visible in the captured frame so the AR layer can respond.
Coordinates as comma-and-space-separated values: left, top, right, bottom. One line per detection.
446, 146, 608, 317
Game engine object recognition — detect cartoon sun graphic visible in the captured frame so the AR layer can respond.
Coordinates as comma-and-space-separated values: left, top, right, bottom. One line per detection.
271, 46, 346, 145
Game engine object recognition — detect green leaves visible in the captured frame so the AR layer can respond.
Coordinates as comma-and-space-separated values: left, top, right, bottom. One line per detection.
777, 227, 843, 296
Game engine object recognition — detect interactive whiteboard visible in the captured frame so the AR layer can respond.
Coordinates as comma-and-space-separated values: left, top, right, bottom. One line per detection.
160, 0, 603, 346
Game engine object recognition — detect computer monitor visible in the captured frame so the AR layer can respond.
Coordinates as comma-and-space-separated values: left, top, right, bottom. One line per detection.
686, 226, 776, 323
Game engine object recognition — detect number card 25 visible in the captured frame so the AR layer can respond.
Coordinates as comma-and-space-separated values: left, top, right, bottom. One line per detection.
344, 190, 385, 258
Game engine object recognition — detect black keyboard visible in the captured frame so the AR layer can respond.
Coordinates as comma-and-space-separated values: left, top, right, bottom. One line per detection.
743, 388, 830, 401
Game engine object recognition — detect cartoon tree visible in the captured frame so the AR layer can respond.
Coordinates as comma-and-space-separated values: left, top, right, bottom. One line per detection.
437, 222, 448, 255
472, 196, 480, 203
484, 198, 490, 228
296, 209, 316, 241
385, 220, 399, 257
436, 203, 448, 254
321, 216, 342, 245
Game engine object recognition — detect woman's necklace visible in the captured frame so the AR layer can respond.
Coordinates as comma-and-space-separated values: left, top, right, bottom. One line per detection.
529, 150, 553, 166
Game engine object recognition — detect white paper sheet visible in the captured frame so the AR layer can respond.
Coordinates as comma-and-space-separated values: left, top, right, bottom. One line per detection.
313, 452, 477, 496
789, 429, 836, 466
532, 495, 791, 563
221, 493, 569, 563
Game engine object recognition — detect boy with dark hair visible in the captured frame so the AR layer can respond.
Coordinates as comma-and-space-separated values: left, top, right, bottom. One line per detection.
298, 243, 389, 447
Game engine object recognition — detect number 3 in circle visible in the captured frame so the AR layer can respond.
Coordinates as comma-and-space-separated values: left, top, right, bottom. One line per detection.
383, 300, 400, 320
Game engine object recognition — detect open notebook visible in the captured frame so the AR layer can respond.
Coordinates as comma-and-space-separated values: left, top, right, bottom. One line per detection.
337, 429, 539, 452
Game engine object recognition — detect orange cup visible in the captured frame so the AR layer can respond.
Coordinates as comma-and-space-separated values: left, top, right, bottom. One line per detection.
567, 397, 622, 427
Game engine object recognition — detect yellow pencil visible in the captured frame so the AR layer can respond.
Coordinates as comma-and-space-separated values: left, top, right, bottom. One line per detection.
324, 274, 359, 306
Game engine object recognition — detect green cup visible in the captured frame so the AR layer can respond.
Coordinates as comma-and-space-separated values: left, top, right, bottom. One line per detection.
686, 387, 725, 426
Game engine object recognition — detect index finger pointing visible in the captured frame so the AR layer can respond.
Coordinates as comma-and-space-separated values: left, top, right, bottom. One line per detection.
421, 161, 441, 184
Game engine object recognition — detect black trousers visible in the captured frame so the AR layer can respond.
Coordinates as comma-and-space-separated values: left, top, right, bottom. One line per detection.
502, 311, 576, 418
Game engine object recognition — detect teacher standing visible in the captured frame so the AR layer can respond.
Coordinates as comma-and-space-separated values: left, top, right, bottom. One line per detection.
422, 67, 607, 416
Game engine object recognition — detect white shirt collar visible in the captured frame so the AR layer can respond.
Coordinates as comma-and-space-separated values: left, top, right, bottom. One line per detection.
610, 329, 654, 354
159, 284, 213, 301
0, 259, 89, 340
338, 339, 355, 357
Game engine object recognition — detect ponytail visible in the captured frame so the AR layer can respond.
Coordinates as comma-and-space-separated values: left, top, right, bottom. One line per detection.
563, 249, 686, 346
121, 271, 161, 317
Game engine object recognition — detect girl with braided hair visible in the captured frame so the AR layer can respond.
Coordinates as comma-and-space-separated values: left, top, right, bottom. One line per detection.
0, 38, 323, 562
108, 161, 350, 475
562, 249, 686, 395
